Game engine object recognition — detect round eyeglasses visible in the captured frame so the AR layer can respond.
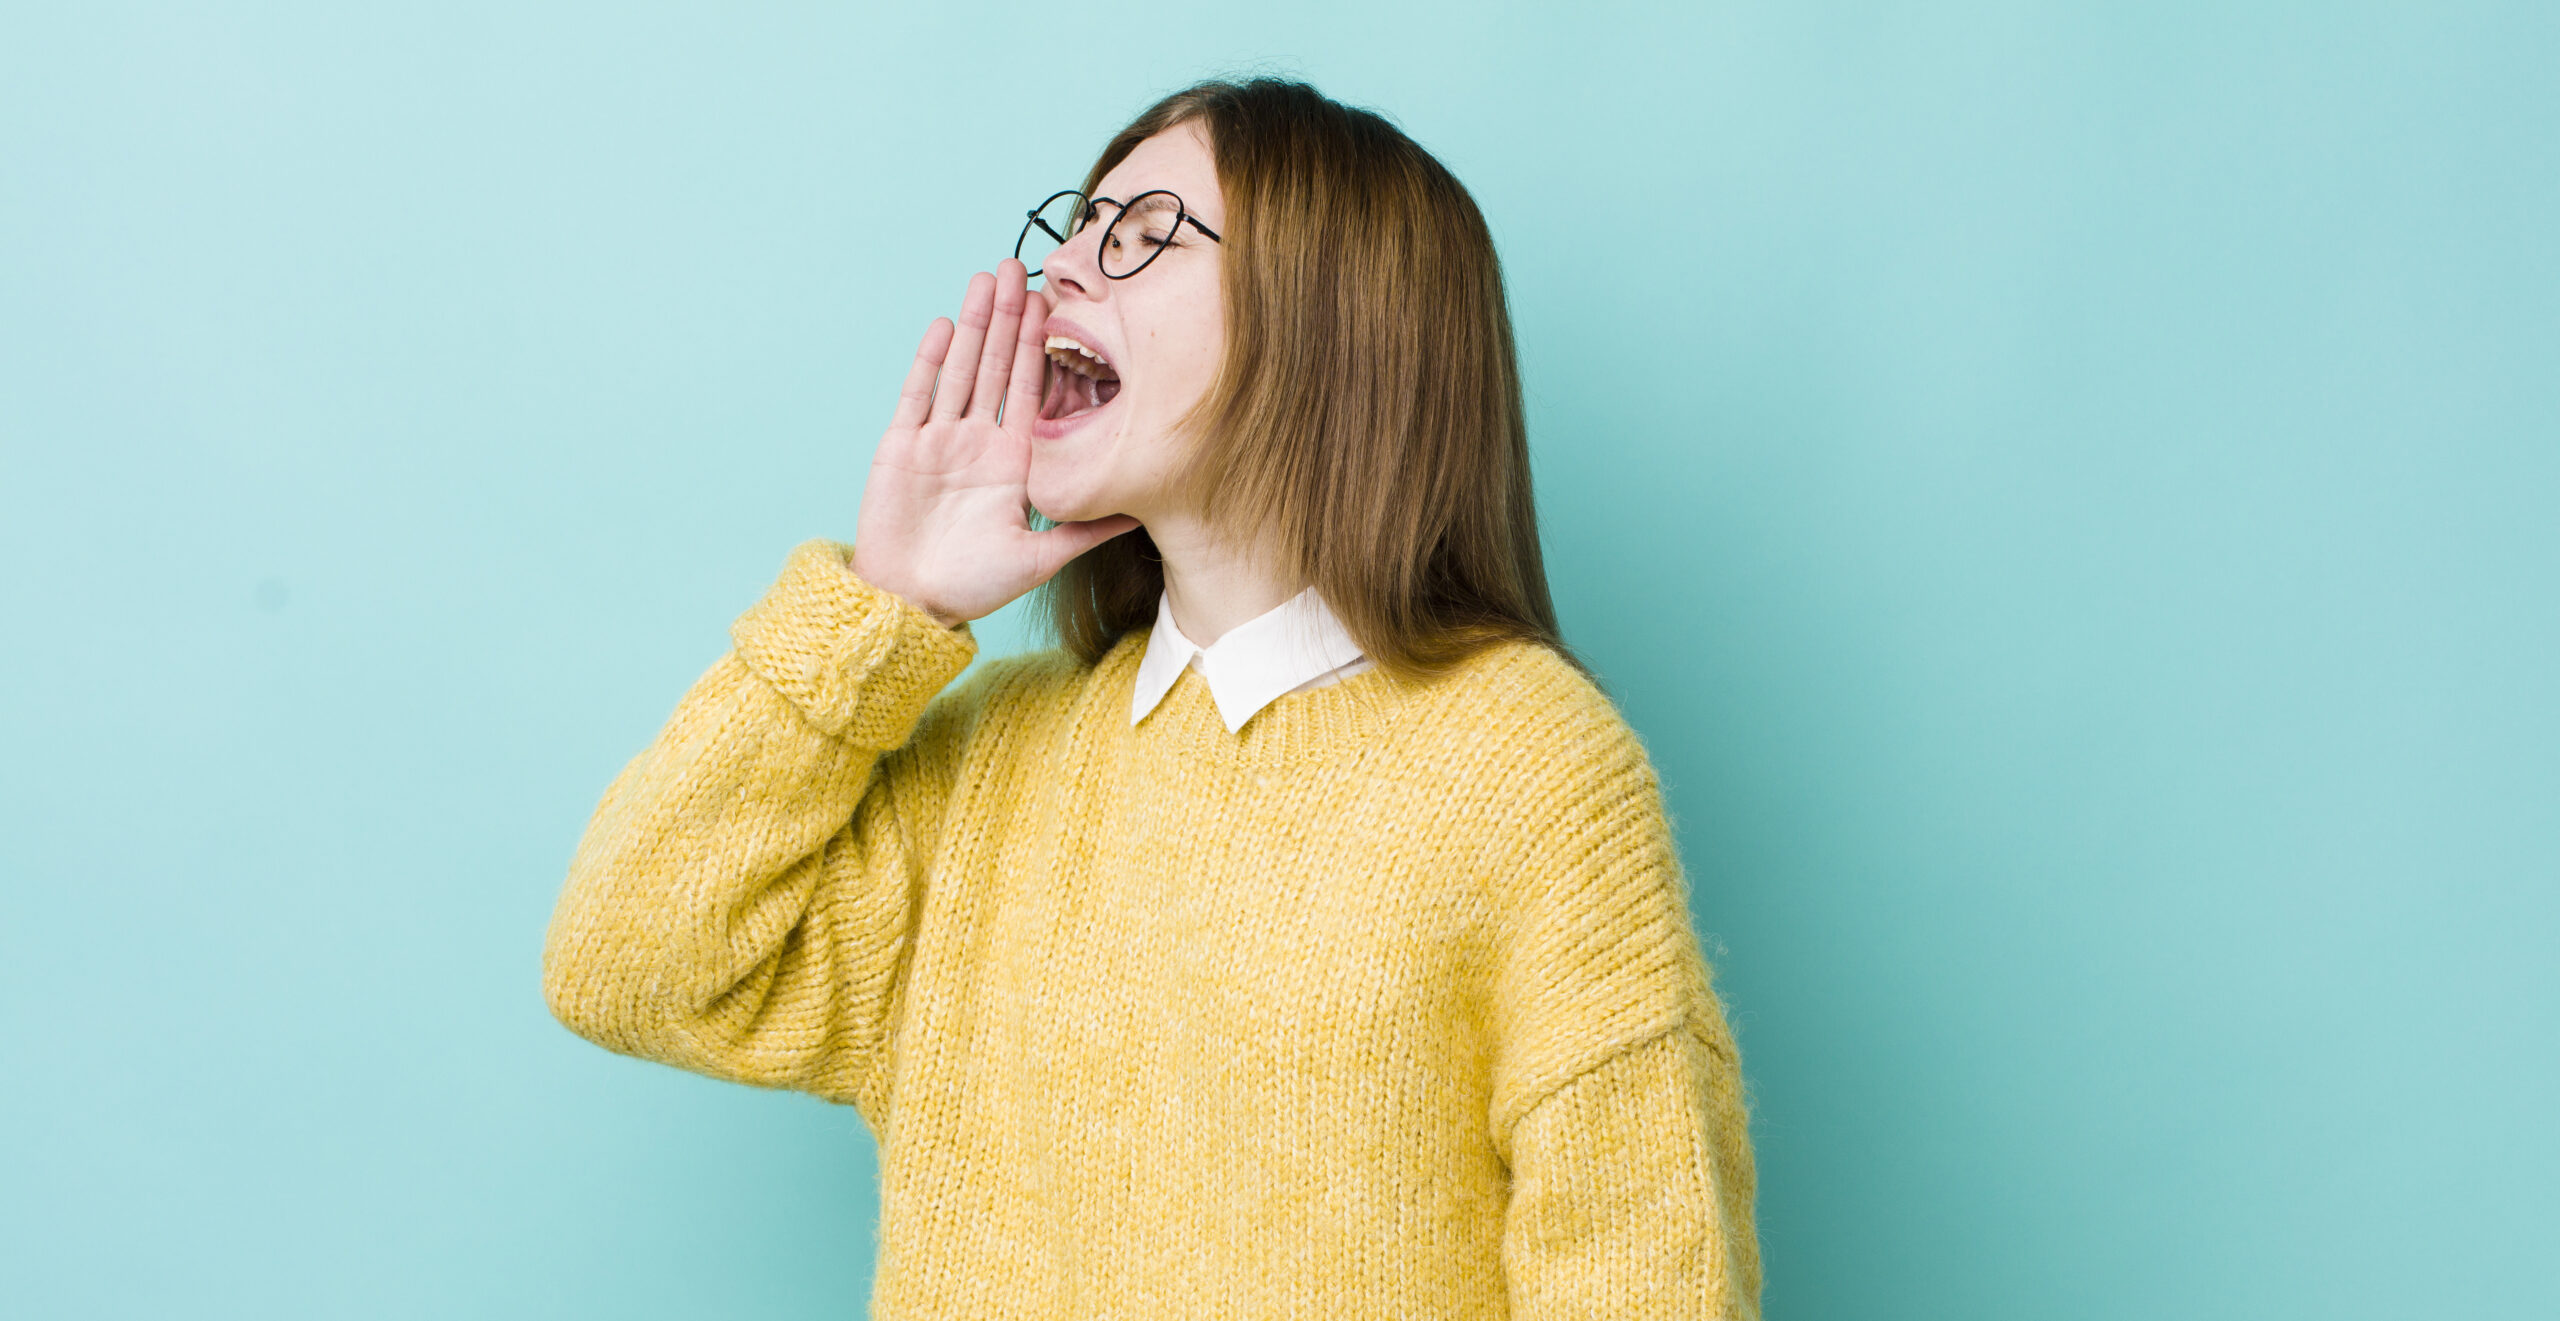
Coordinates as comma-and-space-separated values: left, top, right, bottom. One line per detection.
1015, 188, 1222, 282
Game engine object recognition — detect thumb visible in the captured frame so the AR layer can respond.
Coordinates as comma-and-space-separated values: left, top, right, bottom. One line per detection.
1037, 514, 1143, 571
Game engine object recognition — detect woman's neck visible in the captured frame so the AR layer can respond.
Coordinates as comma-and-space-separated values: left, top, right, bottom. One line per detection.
1143, 513, 1298, 648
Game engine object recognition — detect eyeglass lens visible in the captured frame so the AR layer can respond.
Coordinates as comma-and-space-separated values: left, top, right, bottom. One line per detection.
1015, 191, 1090, 280
1096, 193, 1187, 279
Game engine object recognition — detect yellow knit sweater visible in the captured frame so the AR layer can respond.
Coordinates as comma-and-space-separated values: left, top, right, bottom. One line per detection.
543, 538, 1762, 1319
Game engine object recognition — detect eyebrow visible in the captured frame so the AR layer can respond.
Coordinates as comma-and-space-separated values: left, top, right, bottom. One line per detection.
1084, 190, 1225, 244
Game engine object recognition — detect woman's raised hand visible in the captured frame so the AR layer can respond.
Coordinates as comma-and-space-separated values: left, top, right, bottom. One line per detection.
849, 259, 1142, 628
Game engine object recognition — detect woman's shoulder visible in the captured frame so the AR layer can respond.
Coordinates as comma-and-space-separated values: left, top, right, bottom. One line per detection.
907, 642, 1103, 752
1431, 638, 1651, 764
936, 637, 1095, 716
1391, 638, 1662, 814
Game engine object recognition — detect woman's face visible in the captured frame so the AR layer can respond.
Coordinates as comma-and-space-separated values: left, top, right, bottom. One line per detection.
1027, 121, 1227, 528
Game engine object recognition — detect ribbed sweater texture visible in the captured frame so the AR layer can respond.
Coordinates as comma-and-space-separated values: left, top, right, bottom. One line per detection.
543, 538, 1763, 1319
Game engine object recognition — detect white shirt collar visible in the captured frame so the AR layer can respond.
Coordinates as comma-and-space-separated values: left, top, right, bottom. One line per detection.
1130, 585, 1370, 733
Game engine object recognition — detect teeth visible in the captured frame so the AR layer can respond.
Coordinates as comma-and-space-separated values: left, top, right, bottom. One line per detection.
1043, 335, 1111, 378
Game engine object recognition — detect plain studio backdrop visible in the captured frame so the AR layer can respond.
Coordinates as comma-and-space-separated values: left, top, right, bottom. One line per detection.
3, 3, 2553, 1317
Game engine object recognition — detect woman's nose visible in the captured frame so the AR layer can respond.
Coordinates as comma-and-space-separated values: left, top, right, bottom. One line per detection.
1042, 220, 1105, 299
1045, 266, 1092, 300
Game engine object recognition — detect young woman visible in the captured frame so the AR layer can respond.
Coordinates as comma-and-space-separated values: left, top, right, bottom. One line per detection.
544, 78, 1761, 1318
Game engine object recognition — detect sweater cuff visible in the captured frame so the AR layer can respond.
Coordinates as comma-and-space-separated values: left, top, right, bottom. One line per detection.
729, 538, 979, 744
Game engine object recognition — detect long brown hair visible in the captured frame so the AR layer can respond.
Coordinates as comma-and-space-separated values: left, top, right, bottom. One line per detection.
1033, 77, 1592, 689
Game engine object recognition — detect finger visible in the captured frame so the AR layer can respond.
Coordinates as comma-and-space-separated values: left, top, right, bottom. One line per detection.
892, 317, 955, 430
931, 271, 997, 420
967, 260, 1029, 419
998, 286, 1052, 432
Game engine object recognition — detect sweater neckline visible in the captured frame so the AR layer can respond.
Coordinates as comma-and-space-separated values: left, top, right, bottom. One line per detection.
1129, 585, 1371, 733
1095, 623, 1428, 772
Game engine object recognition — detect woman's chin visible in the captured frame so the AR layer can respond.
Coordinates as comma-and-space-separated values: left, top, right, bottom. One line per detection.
1024, 468, 1100, 527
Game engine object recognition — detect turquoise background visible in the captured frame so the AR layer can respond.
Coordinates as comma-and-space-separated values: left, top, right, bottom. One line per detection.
5, 2, 2553, 1316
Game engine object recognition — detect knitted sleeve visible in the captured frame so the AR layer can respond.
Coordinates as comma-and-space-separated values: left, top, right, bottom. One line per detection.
1482, 704, 1762, 1318
541, 537, 990, 1125
1501, 1009, 1761, 1317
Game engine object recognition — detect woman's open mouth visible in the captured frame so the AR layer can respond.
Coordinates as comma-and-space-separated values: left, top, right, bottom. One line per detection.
1038, 334, 1121, 427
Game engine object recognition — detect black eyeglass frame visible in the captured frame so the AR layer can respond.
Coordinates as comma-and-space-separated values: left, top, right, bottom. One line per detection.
1015, 188, 1222, 281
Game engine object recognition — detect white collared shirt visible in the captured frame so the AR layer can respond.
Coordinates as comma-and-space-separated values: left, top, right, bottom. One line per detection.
1130, 585, 1375, 733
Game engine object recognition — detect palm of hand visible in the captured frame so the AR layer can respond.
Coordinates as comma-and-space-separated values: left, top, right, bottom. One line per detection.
851, 261, 1139, 627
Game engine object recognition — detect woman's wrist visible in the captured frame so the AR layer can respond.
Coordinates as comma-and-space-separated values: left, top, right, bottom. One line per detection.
841, 551, 966, 631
